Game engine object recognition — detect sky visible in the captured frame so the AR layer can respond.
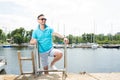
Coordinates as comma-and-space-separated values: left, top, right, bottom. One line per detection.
0, 0, 120, 36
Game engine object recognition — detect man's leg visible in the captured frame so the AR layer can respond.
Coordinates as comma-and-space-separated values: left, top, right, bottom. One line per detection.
50, 50, 63, 68
40, 53, 49, 74
43, 65, 48, 74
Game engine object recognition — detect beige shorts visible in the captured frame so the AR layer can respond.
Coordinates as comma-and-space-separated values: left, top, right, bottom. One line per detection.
39, 48, 62, 67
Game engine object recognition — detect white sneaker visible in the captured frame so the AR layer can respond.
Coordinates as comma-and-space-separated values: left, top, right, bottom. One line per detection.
50, 65, 58, 70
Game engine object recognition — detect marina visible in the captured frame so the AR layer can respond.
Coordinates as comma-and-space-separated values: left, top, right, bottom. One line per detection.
0, 45, 120, 80
1, 43, 120, 49
0, 46, 120, 74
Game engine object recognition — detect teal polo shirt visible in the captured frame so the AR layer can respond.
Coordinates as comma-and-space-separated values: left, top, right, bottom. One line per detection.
32, 24, 54, 53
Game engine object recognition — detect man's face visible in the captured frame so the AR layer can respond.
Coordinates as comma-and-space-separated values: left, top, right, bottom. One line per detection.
38, 16, 47, 25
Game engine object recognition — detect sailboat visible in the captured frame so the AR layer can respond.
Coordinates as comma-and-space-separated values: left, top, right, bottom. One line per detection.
102, 24, 120, 49
91, 21, 99, 49
91, 34, 99, 49
91, 43, 99, 49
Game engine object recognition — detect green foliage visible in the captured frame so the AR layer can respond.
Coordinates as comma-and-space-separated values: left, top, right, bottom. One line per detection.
4, 27, 33, 45
0, 29, 2, 35
0, 29, 6, 43
53, 36, 63, 44
68, 34, 73, 44
13, 34, 23, 44
11, 27, 25, 44
0, 27, 120, 44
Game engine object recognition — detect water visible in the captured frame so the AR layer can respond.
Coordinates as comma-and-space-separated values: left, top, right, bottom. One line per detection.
0, 47, 120, 75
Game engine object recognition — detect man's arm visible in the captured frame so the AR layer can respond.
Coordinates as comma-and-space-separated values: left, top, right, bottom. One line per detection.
52, 32, 69, 44
30, 38, 37, 45
52, 32, 64, 39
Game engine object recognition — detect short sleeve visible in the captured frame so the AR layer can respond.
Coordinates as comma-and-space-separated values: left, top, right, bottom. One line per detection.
50, 28, 54, 34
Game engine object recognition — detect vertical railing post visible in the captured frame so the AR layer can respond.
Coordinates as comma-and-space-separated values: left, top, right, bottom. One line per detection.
31, 51, 35, 74
17, 51, 23, 75
64, 43, 67, 70
63, 43, 67, 80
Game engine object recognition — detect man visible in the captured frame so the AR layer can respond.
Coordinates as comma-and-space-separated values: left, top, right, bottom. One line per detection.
30, 14, 69, 74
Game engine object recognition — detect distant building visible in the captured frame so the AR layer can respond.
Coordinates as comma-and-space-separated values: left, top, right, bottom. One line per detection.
6, 38, 13, 44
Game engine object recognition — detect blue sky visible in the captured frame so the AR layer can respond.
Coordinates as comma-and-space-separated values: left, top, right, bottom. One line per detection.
0, 0, 120, 35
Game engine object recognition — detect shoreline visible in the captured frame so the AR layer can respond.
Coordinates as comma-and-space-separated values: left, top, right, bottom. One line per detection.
1, 43, 120, 49
0, 72, 120, 80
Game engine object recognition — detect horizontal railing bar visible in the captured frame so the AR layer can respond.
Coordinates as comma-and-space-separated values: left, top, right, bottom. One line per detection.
22, 72, 34, 74
20, 57, 32, 60
37, 69, 66, 72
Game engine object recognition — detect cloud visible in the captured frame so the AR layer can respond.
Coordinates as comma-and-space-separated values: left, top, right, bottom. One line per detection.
0, 14, 36, 32
0, 0, 120, 35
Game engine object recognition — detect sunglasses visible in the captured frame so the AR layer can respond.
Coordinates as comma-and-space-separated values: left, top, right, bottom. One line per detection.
39, 18, 47, 21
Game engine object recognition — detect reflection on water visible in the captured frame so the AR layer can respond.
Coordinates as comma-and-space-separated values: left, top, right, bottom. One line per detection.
0, 47, 120, 75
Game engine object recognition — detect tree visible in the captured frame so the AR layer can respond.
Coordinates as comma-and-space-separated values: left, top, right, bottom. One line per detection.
13, 34, 23, 44
53, 36, 63, 44
0, 29, 6, 43
24, 30, 33, 43
81, 33, 87, 43
0, 29, 3, 40
68, 34, 73, 44
11, 27, 25, 44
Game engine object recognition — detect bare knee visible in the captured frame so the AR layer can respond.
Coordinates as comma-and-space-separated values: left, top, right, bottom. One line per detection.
54, 52, 63, 59
51, 52, 63, 66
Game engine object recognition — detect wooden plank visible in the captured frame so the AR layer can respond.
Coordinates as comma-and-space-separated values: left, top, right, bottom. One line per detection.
20, 57, 32, 60
22, 71, 34, 74
37, 69, 66, 72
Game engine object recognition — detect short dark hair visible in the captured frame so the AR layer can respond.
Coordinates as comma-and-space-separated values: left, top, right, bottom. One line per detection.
37, 14, 44, 19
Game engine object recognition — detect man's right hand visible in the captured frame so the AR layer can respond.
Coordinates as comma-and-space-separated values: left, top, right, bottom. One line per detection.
64, 37, 69, 44
30, 38, 37, 45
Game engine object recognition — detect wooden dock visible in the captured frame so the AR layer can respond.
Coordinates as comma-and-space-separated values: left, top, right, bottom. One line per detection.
0, 72, 120, 80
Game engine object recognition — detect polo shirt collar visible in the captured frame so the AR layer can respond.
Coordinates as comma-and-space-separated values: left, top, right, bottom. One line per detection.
38, 24, 48, 31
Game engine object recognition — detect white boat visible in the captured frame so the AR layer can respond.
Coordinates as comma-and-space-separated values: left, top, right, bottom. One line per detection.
91, 43, 99, 49
0, 62, 5, 71
0, 57, 6, 72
